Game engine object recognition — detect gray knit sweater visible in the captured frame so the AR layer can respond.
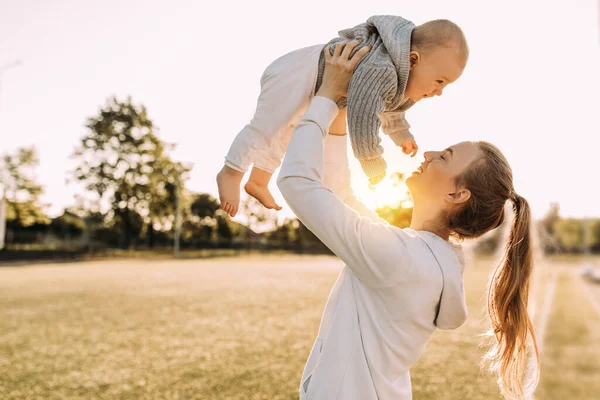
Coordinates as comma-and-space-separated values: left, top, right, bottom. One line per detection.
314, 15, 416, 184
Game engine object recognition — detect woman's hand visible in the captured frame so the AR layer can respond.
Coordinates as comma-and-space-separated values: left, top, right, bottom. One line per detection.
316, 40, 371, 104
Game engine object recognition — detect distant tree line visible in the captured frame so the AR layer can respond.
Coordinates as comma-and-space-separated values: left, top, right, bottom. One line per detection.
1, 97, 597, 256
0, 96, 329, 254
537, 203, 600, 254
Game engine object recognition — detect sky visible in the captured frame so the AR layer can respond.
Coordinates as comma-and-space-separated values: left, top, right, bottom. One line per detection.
1, 0, 599, 223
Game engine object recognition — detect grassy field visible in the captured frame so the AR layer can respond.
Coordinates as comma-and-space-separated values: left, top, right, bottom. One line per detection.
0, 254, 598, 399
535, 263, 600, 399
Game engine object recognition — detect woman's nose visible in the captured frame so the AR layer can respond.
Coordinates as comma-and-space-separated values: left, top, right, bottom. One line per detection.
424, 151, 433, 161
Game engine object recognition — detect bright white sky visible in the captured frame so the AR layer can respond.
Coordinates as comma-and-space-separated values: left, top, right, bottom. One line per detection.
1, 0, 599, 223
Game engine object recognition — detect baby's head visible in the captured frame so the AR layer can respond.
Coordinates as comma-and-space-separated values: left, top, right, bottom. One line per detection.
404, 20, 469, 103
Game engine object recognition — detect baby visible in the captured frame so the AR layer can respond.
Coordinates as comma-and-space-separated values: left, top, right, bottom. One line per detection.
217, 15, 468, 217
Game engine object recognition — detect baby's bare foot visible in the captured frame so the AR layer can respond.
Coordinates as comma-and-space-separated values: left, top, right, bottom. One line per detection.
244, 180, 282, 211
216, 166, 244, 217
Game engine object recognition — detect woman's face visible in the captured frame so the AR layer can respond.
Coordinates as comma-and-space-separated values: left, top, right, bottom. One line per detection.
405, 141, 481, 206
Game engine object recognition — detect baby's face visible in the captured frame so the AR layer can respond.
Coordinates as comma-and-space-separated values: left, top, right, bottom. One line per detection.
404, 46, 465, 103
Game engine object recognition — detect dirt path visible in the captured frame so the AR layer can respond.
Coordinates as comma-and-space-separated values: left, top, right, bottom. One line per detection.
583, 277, 600, 316
526, 267, 557, 400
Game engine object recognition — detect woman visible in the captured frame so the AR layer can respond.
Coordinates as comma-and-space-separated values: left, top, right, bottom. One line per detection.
277, 40, 539, 400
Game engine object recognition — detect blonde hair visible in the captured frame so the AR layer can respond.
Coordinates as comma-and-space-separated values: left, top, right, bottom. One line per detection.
447, 142, 539, 399
411, 19, 469, 63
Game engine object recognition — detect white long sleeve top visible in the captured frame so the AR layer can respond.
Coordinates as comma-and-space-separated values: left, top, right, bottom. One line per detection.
277, 96, 469, 400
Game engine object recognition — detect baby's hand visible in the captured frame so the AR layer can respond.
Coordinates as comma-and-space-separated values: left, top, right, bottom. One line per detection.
401, 138, 418, 157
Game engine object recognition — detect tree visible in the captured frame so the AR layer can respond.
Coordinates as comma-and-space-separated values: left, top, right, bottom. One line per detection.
187, 192, 219, 242
145, 158, 191, 247
268, 218, 299, 244
540, 202, 560, 236
240, 196, 277, 233
554, 218, 584, 252
61, 195, 114, 248
191, 193, 220, 219
375, 172, 413, 228
216, 214, 234, 242
0, 146, 49, 227
72, 96, 189, 248
590, 219, 600, 253
49, 211, 86, 238
375, 204, 413, 228
538, 203, 561, 253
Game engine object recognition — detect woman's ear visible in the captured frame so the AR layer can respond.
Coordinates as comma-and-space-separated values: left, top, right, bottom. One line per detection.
445, 188, 471, 205
409, 51, 420, 69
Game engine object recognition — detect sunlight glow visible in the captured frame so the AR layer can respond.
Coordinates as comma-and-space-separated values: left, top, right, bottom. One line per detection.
355, 176, 412, 211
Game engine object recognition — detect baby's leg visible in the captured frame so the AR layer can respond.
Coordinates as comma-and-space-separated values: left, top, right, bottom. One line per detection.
247, 115, 305, 211
243, 45, 324, 211
218, 46, 322, 217
244, 167, 282, 211
218, 71, 299, 217
246, 108, 345, 211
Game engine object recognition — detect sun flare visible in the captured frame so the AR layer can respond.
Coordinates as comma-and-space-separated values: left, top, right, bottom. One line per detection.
354, 175, 413, 211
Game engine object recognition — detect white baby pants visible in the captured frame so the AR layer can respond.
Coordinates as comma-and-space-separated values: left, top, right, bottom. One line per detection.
224, 44, 325, 174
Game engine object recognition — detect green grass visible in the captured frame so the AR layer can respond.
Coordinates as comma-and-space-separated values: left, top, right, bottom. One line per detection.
0, 255, 598, 399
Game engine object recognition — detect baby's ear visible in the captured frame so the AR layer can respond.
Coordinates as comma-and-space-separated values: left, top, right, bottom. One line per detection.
409, 51, 421, 68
